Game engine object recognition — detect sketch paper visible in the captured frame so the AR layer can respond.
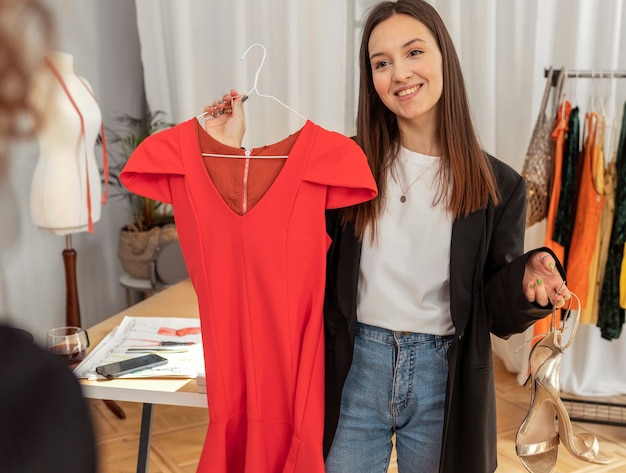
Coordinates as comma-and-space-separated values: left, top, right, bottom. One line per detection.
74, 316, 204, 380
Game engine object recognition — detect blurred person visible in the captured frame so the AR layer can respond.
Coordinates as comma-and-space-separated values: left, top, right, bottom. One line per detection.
0, 1, 97, 472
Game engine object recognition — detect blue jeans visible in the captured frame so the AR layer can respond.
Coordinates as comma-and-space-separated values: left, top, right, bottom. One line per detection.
325, 323, 453, 473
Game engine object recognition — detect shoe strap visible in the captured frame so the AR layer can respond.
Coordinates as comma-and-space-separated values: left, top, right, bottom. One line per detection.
555, 292, 581, 351
516, 434, 559, 456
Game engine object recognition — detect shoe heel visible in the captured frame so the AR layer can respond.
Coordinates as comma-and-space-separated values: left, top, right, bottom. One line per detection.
551, 395, 610, 465
516, 380, 559, 473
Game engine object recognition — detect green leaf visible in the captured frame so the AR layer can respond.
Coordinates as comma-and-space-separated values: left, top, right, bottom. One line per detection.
98, 109, 175, 231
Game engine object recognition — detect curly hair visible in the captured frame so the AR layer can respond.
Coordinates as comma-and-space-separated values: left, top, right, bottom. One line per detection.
0, 0, 53, 168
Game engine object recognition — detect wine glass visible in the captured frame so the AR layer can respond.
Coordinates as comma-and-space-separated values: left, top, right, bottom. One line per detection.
46, 326, 90, 364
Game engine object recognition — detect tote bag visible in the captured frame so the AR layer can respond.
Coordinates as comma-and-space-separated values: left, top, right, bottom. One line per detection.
522, 67, 560, 228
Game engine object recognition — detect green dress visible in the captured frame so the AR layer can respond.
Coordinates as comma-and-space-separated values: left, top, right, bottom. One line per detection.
552, 106, 580, 264
598, 101, 626, 340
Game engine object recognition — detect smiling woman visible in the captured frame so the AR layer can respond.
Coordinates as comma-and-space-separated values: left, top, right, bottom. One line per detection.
323, 2, 570, 473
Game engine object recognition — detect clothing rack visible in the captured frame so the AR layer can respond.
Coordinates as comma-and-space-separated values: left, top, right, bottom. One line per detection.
541, 66, 626, 429
544, 67, 626, 86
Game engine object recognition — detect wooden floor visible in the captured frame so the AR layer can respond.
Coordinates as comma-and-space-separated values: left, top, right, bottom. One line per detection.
88, 354, 626, 472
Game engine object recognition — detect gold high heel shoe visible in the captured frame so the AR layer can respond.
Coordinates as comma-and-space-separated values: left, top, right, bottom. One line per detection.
516, 293, 610, 472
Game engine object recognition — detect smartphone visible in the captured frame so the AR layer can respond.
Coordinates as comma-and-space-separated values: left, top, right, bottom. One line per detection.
96, 353, 168, 379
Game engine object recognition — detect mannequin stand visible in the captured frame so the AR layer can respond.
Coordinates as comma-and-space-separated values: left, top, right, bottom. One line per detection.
63, 235, 125, 420
63, 235, 81, 327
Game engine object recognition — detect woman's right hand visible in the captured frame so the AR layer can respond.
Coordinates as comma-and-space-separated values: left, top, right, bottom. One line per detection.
203, 89, 247, 148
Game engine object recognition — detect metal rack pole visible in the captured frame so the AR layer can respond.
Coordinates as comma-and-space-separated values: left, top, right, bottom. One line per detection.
544, 67, 626, 86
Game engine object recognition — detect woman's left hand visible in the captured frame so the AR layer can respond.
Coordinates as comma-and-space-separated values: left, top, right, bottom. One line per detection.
522, 252, 570, 308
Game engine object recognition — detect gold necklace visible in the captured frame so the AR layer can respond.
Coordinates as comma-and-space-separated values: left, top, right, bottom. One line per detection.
396, 165, 432, 203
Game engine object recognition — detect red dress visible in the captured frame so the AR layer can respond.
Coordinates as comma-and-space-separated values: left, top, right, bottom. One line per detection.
121, 118, 377, 472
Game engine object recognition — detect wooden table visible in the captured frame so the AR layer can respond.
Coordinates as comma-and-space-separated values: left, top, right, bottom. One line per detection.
79, 279, 207, 472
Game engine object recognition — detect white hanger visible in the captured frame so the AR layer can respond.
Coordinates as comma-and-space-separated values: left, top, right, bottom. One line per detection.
200, 43, 305, 159
596, 70, 608, 118
588, 69, 606, 116
197, 43, 305, 122
564, 69, 578, 108
603, 70, 617, 158
241, 43, 306, 121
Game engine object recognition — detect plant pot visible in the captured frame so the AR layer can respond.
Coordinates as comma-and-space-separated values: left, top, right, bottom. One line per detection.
117, 225, 179, 279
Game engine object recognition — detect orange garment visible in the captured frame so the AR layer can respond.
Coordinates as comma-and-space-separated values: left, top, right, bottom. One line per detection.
566, 112, 605, 312
544, 101, 571, 261
533, 101, 570, 341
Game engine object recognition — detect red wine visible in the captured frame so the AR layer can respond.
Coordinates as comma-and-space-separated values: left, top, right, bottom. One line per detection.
48, 343, 87, 363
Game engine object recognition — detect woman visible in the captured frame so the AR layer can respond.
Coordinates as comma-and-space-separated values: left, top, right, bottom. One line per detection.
322, 1, 571, 472
204, 3, 569, 471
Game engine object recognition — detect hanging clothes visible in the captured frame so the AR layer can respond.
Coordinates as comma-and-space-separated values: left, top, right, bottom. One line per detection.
599, 101, 626, 340
566, 112, 605, 315
591, 118, 617, 324
533, 100, 571, 341
552, 106, 581, 261
544, 100, 571, 261
619, 108, 626, 312
120, 118, 377, 472
581, 115, 606, 324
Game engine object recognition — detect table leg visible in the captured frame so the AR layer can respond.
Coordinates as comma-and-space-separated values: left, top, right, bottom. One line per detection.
125, 287, 132, 308
103, 399, 126, 419
136, 403, 154, 473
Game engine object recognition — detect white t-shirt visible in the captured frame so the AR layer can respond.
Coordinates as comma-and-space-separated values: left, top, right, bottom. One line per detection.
357, 146, 454, 336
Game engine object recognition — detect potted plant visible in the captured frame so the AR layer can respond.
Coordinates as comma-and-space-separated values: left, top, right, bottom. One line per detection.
102, 109, 177, 279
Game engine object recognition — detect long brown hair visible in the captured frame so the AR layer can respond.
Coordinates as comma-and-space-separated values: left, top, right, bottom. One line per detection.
344, 0, 500, 240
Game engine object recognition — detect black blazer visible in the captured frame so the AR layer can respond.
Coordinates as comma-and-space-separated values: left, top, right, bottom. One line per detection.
323, 154, 564, 472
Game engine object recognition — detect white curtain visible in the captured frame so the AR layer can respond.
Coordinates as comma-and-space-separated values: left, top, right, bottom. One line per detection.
134, 0, 626, 395
134, 0, 353, 148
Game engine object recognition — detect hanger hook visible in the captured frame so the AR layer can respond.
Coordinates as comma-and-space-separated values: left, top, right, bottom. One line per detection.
241, 43, 267, 94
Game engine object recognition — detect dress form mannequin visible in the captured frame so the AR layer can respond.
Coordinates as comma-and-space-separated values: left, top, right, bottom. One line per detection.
29, 51, 108, 328
29, 51, 103, 235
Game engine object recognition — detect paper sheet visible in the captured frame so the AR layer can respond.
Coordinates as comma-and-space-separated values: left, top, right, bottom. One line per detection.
74, 316, 204, 380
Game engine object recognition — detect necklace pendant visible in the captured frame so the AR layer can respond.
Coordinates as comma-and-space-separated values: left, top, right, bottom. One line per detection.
400, 195, 407, 203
